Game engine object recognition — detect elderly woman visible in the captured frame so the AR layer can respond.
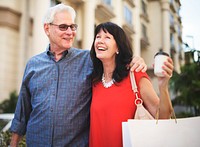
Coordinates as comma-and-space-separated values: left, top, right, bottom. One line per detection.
89, 22, 174, 147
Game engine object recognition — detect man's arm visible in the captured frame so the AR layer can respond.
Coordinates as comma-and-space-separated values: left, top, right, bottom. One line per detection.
10, 133, 22, 147
129, 56, 147, 72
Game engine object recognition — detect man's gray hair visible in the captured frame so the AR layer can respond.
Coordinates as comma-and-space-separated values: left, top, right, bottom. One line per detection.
43, 4, 76, 24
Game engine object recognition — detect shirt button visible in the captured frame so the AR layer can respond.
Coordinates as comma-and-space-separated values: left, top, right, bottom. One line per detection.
50, 107, 53, 112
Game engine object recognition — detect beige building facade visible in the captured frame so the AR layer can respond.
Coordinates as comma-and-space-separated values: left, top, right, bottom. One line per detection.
0, 0, 183, 102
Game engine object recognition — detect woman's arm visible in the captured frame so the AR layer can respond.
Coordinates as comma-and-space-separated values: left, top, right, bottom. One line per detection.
139, 57, 174, 119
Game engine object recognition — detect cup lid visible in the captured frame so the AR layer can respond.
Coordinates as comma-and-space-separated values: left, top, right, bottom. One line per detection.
154, 50, 169, 58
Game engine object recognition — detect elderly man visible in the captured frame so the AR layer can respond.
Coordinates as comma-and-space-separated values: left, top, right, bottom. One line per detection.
10, 4, 147, 147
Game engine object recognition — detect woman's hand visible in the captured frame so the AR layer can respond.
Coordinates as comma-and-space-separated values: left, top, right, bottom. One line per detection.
157, 57, 174, 88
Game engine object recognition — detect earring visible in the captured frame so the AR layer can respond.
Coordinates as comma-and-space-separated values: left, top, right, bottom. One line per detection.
116, 51, 119, 54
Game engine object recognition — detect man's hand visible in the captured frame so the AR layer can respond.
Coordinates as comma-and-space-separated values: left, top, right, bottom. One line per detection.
10, 133, 22, 147
129, 56, 147, 72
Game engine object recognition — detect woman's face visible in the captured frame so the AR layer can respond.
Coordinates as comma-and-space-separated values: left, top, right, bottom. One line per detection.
94, 29, 118, 62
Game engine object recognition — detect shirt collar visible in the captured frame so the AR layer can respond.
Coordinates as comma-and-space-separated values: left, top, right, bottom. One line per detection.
46, 44, 69, 60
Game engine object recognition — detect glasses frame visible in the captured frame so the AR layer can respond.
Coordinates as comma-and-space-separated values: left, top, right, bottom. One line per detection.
50, 23, 78, 31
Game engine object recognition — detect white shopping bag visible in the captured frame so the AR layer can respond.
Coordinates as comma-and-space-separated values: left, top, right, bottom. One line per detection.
122, 116, 200, 147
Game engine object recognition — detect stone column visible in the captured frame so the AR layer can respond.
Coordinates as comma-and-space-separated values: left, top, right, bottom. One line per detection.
17, 0, 50, 92
32, 0, 50, 55
17, 0, 29, 92
113, 0, 122, 25
82, 0, 95, 50
161, 0, 170, 53
133, 0, 141, 56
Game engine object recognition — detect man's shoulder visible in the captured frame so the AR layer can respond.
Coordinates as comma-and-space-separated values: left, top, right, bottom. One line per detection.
70, 47, 90, 54
69, 48, 90, 58
69, 48, 92, 65
26, 51, 47, 64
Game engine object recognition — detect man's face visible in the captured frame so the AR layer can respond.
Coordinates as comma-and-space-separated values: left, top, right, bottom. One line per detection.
44, 11, 77, 50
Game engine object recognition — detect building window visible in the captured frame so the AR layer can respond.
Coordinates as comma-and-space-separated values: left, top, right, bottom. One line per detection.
141, 0, 147, 15
51, 0, 61, 6
177, 7, 180, 15
170, 13, 174, 26
124, 6, 132, 25
142, 24, 147, 40
177, 26, 181, 37
170, 33, 175, 47
103, 0, 112, 6
170, 33, 176, 58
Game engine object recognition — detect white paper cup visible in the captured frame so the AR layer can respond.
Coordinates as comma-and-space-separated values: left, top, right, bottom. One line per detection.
154, 51, 169, 77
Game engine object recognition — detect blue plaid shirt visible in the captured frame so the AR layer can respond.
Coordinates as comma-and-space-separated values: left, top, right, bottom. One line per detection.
10, 46, 93, 147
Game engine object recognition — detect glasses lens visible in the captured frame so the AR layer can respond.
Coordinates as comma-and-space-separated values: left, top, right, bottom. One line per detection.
70, 24, 78, 31
59, 24, 68, 31
58, 24, 78, 31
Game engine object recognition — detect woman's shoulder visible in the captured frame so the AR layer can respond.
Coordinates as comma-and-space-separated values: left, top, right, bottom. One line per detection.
130, 71, 150, 85
134, 71, 149, 79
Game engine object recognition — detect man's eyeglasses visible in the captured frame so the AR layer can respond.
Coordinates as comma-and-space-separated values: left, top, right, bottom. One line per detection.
50, 23, 78, 31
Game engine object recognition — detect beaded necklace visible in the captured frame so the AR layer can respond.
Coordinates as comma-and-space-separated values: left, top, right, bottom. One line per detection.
101, 74, 115, 88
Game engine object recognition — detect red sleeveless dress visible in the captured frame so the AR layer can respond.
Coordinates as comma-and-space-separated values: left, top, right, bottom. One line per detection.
89, 72, 149, 147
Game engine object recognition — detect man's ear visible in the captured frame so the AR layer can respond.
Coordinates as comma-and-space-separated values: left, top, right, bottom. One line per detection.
44, 23, 50, 36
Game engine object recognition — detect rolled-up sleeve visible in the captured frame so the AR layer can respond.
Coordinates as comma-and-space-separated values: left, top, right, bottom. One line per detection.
10, 63, 32, 136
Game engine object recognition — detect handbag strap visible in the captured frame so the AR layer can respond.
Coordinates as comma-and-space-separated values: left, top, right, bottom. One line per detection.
130, 71, 160, 120
130, 71, 138, 93
130, 71, 143, 105
130, 71, 177, 122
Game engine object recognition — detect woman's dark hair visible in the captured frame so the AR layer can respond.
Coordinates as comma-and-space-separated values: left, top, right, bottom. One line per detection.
90, 22, 133, 85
